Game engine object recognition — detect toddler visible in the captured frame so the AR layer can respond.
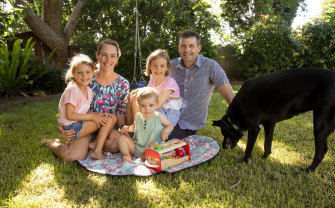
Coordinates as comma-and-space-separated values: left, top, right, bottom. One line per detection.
119, 87, 174, 161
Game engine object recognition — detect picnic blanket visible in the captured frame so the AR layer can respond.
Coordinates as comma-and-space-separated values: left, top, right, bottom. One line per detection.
77, 135, 220, 176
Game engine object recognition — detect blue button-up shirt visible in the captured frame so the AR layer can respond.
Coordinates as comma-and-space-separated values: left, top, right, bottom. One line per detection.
171, 55, 229, 130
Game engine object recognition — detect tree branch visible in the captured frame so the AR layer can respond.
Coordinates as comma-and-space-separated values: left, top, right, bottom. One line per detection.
63, 0, 87, 43
11, 0, 29, 9
24, 11, 67, 55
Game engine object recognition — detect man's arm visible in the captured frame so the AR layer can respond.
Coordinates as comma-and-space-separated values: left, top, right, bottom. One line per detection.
217, 82, 235, 105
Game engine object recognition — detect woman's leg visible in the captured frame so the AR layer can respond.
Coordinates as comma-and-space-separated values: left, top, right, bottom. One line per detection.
118, 135, 135, 161
42, 136, 91, 162
102, 129, 122, 153
90, 116, 116, 160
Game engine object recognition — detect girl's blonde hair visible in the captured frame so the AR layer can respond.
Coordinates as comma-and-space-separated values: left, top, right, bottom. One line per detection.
145, 49, 171, 76
136, 87, 158, 104
65, 54, 95, 84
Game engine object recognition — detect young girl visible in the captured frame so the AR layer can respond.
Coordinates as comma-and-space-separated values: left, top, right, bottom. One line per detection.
119, 87, 174, 161
127, 49, 182, 126
44, 54, 116, 161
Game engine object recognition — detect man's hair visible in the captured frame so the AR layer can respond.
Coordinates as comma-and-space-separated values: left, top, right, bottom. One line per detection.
179, 29, 201, 45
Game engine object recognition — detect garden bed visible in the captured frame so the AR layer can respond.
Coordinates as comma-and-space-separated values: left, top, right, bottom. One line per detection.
0, 93, 61, 110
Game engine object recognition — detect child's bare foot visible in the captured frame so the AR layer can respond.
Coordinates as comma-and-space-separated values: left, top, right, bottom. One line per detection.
90, 151, 106, 161
42, 138, 61, 148
122, 156, 132, 161
89, 141, 96, 150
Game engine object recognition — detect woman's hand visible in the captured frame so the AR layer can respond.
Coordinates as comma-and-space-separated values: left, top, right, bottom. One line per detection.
57, 124, 75, 141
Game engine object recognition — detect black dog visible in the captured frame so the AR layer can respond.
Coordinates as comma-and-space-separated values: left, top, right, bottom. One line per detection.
213, 67, 335, 172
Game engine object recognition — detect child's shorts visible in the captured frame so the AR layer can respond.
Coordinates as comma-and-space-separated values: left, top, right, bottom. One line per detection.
62, 121, 84, 139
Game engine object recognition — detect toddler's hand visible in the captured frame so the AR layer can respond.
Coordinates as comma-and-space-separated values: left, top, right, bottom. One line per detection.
121, 125, 130, 135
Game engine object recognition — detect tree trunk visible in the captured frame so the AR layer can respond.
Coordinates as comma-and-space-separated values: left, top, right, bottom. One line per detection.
15, 0, 87, 69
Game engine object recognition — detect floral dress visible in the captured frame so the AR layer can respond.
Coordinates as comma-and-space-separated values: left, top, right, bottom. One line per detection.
89, 75, 129, 115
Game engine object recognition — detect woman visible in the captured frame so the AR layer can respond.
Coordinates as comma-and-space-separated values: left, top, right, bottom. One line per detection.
43, 39, 129, 162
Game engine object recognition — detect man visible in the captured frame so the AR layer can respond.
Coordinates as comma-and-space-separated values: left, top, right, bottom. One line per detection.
169, 29, 235, 139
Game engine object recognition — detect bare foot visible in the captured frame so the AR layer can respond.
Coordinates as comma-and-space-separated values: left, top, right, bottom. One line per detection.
89, 141, 96, 150
122, 156, 132, 161
90, 151, 106, 161
42, 138, 61, 148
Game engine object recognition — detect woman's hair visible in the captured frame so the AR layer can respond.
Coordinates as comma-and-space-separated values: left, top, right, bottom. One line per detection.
65, 54, 95, 84
97, 38, 121, 57
145, 49, 171, 76
136, 87, 158, 104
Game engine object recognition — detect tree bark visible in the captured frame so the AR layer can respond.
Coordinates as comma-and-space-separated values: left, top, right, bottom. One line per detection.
13, 0, 87, 69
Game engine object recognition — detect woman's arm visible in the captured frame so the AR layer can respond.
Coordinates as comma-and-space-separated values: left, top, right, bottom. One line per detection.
159, 113, 174, 141
57, 124, 75, 140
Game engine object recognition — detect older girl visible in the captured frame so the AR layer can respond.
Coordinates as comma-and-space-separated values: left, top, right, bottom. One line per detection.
127, 49, 182, 126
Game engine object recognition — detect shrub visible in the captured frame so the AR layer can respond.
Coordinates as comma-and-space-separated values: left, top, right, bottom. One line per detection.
0, 38, 36, 96
234, 15, 300, 77
293, 19, 335, 69
26, 57, 66, 95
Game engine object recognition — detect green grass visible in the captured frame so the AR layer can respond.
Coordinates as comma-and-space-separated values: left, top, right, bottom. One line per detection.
1, 85, 335, 207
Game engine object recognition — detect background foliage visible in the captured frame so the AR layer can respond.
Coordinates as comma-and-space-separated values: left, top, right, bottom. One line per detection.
68, 0, 222, 82
1, 0, 335, 93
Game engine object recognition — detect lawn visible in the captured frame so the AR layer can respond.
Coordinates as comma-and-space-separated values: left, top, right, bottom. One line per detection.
1, 85, 334, 207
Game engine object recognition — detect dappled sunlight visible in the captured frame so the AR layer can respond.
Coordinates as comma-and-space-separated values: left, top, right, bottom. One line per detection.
237, 139, 308, 167
10, 163, 72, 207
86, 174, 107, 189
269, 141, 307, 166
135, 179, 167, 201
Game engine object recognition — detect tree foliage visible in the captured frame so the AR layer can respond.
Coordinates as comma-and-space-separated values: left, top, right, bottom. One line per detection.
234, 15, 300, 77
71, 0, 221, 81
220, 0, 304, 35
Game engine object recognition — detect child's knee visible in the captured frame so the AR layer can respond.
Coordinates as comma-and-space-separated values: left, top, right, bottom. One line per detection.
106, 116, 117, 127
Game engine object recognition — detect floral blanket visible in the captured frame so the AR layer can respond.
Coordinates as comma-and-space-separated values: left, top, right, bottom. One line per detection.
77, 135, 220, 176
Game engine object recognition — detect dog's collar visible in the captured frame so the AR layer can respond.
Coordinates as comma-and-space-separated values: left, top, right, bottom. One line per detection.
227, 117, 246, 135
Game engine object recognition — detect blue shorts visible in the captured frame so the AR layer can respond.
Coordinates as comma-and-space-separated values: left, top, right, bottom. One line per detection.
62, 121, 83, 139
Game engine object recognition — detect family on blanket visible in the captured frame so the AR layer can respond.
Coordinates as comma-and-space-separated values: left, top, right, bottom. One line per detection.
42, 29, 235, 162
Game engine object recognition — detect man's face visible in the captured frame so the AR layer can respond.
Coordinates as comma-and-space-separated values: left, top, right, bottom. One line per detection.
178, 36, 202, 68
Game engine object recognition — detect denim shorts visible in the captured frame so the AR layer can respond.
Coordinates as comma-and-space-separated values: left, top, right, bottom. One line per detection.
62, 121, 83, 139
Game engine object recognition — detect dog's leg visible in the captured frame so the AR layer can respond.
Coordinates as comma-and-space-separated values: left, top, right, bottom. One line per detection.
307, 111, 333, 172
262, 123, 275, 158
243, 126, 261, 163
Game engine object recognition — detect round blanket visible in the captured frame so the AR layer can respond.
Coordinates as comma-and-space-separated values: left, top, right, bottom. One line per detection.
77, 135, 220, 176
